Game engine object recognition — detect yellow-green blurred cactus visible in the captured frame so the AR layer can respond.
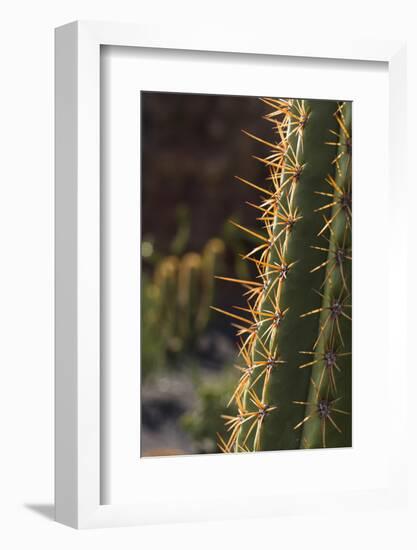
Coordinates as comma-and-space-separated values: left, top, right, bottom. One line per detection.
178, 252, 202, 344
198, 238, 225, 332
146, 239, 225, 365
154, 255, 181, 353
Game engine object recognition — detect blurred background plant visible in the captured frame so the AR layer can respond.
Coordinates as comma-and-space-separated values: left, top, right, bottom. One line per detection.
141, 237, 226, 378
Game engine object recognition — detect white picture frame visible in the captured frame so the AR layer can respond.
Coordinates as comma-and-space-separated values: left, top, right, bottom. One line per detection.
55, 20, 407, 529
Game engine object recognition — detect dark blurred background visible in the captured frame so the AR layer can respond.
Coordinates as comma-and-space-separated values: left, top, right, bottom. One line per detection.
140, 91, 274, 456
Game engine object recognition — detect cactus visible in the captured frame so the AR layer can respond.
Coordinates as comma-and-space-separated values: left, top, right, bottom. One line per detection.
295, 102, 352, 448
197, 238, 225, 332
178, 252, 202, 344
154, 255, 181, 352
214, 98, 352, 452
145, 238, 225, 366
171, 205, 191, 256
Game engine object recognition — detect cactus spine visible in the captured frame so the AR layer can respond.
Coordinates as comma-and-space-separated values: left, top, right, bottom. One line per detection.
215, 98, 352, 452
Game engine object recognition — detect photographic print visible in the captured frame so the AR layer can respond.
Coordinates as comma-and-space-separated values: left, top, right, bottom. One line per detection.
141, 92, 352, 457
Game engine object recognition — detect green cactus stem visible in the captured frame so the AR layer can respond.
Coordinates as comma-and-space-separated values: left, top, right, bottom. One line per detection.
297, 102, 352, 449
215, 97, 352, 452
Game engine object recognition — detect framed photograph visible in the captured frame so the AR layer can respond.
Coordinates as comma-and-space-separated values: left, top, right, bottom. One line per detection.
55, 21, 407, 528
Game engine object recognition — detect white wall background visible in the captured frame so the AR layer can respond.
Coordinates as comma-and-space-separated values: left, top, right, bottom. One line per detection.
0, 0, 415, 548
